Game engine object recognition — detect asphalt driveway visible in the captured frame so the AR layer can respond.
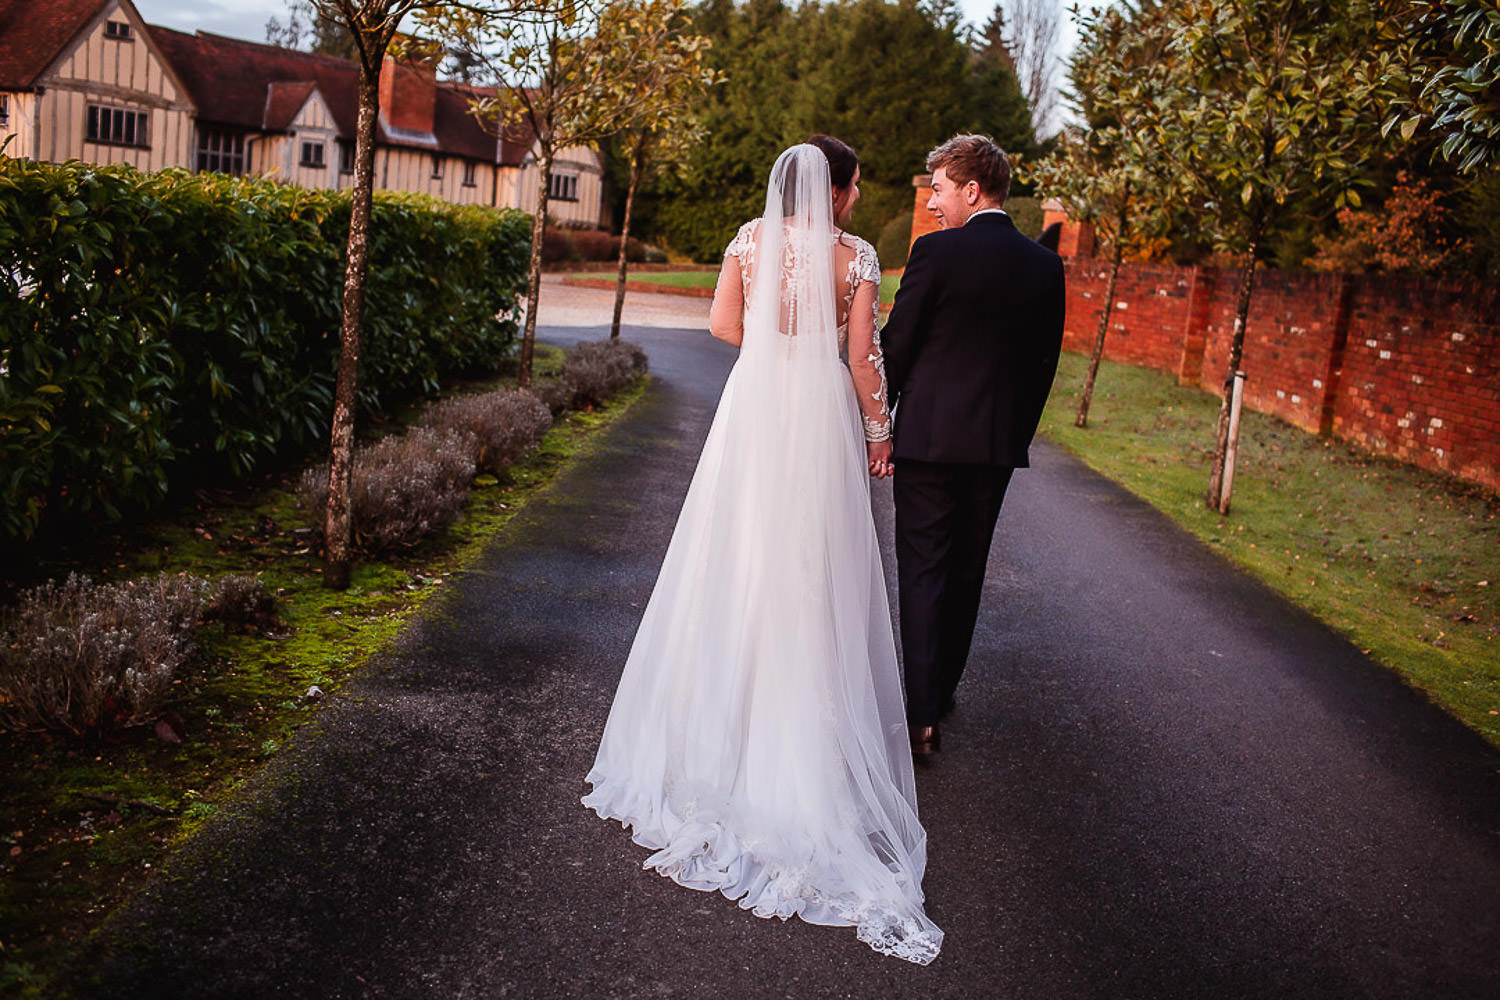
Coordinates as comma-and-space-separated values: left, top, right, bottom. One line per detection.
73, 292, 1500, 999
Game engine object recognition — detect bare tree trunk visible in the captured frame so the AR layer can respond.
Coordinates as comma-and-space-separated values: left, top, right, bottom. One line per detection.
1206, 238, 1259, 514
1076, 200, 1128, 428
323, 68, 381, 590
1003, 0, 1061, 135
518, 148, 553, 388
610, 136, 647, 340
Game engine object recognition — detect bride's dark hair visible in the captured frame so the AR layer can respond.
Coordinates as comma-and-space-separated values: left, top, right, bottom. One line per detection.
807, 134, 858, 190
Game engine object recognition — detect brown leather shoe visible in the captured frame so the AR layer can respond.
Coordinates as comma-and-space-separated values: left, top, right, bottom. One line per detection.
910, 724, 940, 757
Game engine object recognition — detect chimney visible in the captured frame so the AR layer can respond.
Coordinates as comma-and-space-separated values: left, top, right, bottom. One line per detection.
379, 54, 437, 135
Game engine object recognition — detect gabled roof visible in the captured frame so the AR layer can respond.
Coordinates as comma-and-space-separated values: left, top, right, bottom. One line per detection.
263, 80, 319, 132
150, 28, 362, 137
147, 27, 503, 162
0, 0, 106, 89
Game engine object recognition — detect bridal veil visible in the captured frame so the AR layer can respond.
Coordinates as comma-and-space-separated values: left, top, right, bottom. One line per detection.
583, 145, 942, 965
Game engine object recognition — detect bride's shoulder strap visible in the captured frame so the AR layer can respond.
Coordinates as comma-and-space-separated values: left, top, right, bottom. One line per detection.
725, 218, 762, 259
843, 233, 881, 286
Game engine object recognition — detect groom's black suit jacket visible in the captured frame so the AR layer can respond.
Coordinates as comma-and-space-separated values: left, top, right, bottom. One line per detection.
882, 212, 1066, 467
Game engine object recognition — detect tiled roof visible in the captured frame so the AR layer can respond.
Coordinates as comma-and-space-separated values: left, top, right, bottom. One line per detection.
263, 81, 318, 132
148, 27, 502, 163
0, 0, 106, 89
150, 28, 361, 136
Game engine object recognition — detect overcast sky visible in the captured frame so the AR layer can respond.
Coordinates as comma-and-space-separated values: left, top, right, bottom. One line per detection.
134, 0, 1086, 129
135, 0, 1086, 55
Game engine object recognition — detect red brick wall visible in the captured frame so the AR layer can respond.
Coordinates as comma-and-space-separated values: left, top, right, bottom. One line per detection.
1055, 257, 1500, 493
1062, 258, 1195, 375
1332, 279, 1500, 489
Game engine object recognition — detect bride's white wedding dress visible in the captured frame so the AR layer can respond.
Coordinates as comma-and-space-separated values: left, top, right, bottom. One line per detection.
582, 145, 941, 965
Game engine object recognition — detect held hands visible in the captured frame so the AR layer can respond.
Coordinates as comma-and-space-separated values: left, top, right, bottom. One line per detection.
867, 440, 893, 479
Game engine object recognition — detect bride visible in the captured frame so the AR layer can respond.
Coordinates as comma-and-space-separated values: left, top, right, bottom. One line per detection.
582, 138, 941, 965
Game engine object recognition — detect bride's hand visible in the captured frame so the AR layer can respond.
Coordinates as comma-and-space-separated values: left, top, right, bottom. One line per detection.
867, 440, 893, 479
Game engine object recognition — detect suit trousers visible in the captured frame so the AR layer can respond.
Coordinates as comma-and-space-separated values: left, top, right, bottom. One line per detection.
893, 459, 1014, 726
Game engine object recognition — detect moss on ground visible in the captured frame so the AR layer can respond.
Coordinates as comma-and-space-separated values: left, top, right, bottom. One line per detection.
1040, 351, 1499, 746
0, 350, 646, 997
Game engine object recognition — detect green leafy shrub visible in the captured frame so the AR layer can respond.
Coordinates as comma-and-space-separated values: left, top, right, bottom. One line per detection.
299, 427, 477, 554
563, 339, 649, 409
1005, 196, 1044, 240
0, 573, 207, 735
542, 226, 578, 262
0, 157, 530, 543
876, 213, 913, 270
419, 388, 552, 474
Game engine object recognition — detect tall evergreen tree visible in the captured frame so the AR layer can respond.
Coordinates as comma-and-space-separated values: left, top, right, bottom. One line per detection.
648, 0, 972, 259
965, 4, 1037, 162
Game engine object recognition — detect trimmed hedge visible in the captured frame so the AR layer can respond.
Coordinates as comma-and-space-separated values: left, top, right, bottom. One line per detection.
0, 157, 530, 541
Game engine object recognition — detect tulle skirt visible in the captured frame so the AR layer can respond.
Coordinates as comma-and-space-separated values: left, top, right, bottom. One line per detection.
583, 345, 942, 965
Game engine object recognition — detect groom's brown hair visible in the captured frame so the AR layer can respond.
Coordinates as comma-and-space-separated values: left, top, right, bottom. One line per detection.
926, 134, 1011, 204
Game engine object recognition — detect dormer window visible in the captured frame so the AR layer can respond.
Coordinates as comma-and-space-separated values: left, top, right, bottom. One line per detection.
548, 172, 579, 202
104, 20, 133, 40
300, 140, 325, 168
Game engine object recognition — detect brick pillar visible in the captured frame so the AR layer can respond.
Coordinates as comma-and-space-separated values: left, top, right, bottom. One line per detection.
1177, 264, 1216, 386
910, 173, 939, 248
1317, 273, 1355, 436
1040, 198, 1095, 257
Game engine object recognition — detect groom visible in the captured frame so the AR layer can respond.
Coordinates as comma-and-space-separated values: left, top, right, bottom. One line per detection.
881, 134, 1066, 756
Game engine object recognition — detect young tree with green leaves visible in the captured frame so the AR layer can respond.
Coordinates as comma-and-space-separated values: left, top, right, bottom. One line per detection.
308, 0, 507, 590
1385, 0, 1500, 173
1030, 0, 1173, 428
427, 0, 679, 384
595, 0, 720, 340
1150, 0, 1400, 514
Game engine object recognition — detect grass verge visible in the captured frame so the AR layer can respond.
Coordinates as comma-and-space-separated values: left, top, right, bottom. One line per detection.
0, 346, 647, 996
1039, 351, 1499, 747
606, 270, 901, 307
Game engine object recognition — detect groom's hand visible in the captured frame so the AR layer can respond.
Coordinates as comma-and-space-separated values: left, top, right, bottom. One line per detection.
867, 440, 893, 479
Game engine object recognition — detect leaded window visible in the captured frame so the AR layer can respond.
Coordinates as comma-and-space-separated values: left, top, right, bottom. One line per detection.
86, 105, 149, 147
196, 128, 245, 175
548, 171, 579, 202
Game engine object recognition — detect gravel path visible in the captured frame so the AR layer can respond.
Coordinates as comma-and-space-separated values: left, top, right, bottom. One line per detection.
74, 281, 1500, 999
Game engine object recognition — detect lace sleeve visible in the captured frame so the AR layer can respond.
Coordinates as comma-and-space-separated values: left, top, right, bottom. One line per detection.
710, 221, 761, 346
725, 219, 759, 295
846, 239, 890, 442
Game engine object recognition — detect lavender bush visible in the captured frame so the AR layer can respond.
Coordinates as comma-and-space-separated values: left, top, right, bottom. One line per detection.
419, 388, 552, 474
0, 573, 207, 735
301, 426, 477, 553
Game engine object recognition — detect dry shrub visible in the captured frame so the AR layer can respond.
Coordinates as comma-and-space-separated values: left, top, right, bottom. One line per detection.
203, 573, 279, 634
301, 426, 477, 553
0, 573, 206, 736
419, 388, 552, 474
563, 338, 649, 409
530, 379, 574, 417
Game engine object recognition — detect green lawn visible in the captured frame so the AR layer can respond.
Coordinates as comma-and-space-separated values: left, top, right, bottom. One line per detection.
1039, 351, 1500, 747
613, 270, 902, 306
616, 271, 717, 289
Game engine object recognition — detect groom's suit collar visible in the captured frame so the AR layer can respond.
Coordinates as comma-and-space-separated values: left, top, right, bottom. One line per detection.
963, 209, 1013, 228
